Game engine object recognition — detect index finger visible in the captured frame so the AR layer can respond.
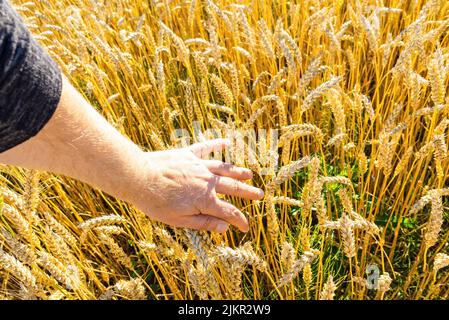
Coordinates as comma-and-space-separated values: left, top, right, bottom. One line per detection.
214, 176, 264, 200
188, 138, 230, 159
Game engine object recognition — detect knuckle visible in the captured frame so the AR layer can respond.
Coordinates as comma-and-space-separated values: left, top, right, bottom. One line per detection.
233, 167, 242, 175
201, 174, 213, 183
228, 209, 243, 225
232, 181, 241, 193
184, 147, 195, 155
202, 192, 217, 211
231, 208, 242, 219
206, 172, 217, 182
214, 201, 232, 220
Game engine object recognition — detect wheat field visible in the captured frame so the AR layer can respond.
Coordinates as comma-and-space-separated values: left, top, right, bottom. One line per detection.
1, 0, 449, 300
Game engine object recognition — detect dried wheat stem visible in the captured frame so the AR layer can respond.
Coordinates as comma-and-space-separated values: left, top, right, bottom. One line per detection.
0, 248, 37, 292
78, 215, 126, 235
267, 156, 311, 192
1, 203, 38, 245
111, 278, 146, 300
98, 233, 133, 269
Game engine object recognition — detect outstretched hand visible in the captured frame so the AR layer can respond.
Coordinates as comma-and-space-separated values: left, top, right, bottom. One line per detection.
124, 139, 264, 233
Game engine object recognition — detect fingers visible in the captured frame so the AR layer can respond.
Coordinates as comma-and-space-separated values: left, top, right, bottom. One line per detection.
203, 198, 249, 232
204, 160, 253, 180
182, 215, 229, 233
188, 138, 230, 159
214, 176, 264, 200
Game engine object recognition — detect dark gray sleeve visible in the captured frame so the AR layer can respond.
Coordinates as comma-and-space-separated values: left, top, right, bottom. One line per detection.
0, 0, 62, 153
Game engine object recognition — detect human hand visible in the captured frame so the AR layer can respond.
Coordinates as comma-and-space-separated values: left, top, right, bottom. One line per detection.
120, 139, 264, 233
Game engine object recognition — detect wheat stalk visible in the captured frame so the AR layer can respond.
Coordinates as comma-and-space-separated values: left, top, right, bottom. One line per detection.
98, 233, 133, 269
0, 248, 38, 292
301, 76, 343, 112
320, 275, 337, 300
433, 253, 449, 274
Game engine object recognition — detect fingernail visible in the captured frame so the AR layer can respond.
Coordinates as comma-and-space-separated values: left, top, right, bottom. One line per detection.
216, 221, 228, 233
258, 189, 265, 198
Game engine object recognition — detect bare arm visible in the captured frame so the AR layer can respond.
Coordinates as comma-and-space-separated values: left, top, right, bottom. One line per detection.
0, 77, 264, 233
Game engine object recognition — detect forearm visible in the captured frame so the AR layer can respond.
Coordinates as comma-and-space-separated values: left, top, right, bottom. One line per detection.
0, 77, 143, 200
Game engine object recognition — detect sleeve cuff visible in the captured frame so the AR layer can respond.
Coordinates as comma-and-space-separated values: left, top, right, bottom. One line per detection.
0, 1, 62, 153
